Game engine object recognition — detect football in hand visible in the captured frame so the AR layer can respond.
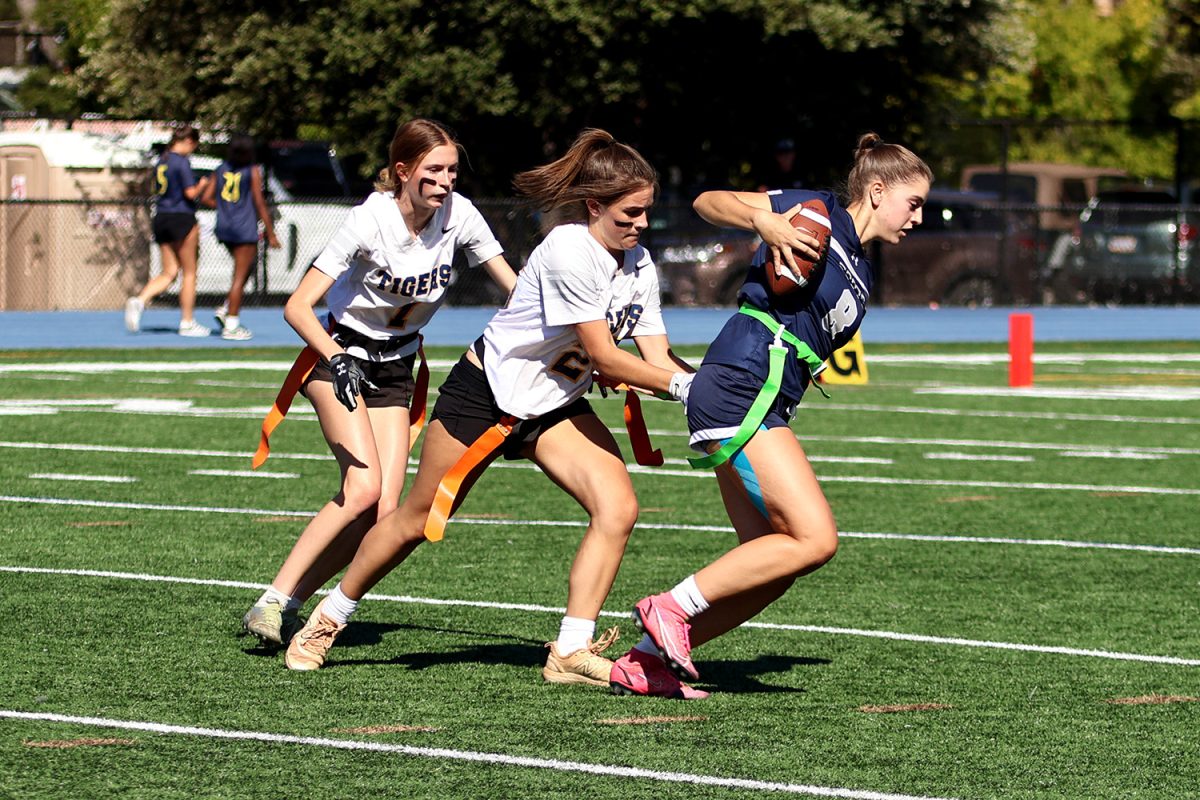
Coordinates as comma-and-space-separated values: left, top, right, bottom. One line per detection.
764, 198, 832, 294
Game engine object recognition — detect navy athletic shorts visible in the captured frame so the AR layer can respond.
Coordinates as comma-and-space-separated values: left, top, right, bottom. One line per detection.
152, 212, 197, 244
685, 363, 797, 451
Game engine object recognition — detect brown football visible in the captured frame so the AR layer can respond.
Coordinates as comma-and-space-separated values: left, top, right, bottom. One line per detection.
764, 198, 832, 295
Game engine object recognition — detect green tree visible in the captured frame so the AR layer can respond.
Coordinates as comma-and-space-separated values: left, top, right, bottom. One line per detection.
66, 0, 1020, 191
945, 0, 1191, 180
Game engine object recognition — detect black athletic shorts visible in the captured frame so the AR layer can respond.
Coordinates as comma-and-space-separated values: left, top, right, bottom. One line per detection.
152, 212, 198, 244
432, 352, 593, 460
301, 352, 416, 409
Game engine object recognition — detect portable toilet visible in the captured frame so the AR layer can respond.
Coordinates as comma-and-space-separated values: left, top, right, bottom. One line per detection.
0, 127, 151, 310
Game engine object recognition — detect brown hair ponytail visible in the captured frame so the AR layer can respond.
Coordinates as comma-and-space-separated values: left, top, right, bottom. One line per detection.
513, 128, 658, 223
846, 132, 933, 201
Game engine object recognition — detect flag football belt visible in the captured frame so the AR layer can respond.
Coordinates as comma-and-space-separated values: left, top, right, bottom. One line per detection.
423, 368, 664, 543
251, 324, 430, 469
687, 304, 826, 471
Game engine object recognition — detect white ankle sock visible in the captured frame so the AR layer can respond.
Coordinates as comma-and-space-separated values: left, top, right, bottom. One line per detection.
256, 586, 291, 608
321, 584, 358, 625
555, 616, 595, 655
224, 314, 240, 330
669, 575, 710, 617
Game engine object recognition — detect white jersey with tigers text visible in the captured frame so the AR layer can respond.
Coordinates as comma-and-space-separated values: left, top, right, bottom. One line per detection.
314, 191, 503, 359
483, 222, 666, 419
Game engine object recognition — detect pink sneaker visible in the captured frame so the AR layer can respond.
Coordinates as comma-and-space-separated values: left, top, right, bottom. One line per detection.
632, 593, 698, 681
610, 649, 709, 700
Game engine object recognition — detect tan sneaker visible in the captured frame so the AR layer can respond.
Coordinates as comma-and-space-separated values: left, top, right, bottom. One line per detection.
285, 598, 345, 671
542, 626, 620, 687
241, 601, 302, 647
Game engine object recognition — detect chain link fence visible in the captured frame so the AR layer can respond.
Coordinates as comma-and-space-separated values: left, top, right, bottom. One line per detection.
1, 195, 1197, 311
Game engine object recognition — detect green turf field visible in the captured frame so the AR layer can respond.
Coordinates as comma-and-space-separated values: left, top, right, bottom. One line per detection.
1, 341, 1198, 799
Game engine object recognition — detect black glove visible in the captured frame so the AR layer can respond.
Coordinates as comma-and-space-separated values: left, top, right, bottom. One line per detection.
329, 352, 377, 412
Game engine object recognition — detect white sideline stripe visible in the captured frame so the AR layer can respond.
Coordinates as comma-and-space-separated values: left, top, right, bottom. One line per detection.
4, 496, 1200, 557
8, 440, 1197, 495
806, 403, 1200, 426
799, 434, 1200, 457
0, 711, 954, 800
0, 440, 330, 462
0, 408, 56, 415
6, 434, 1195, 462
923, 453, 1034, 463
3, 397, 1196, 426
27, 473, 137, 484
188, 469, 299, 479
818, 476, 1200, 496
916, 385, 1200, 401
1059, 451, 1167, 461
2, 564, 1198, 668
0, 359, 463, 375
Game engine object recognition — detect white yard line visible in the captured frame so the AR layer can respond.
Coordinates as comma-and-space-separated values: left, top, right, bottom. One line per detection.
3, 398, 1193, 426
5, 495, 1198, 555
28, 473, 137, 483
0, 710, 958, 800
188, 469, 299, 479
1, 440, 1196, 495
923, 453, 1035, 463
1, 564, 1197, 667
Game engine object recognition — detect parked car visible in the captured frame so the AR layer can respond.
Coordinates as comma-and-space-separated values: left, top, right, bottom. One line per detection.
645, 191, 1041, 308
961, 162, 1127, 234
1046, 185, 1199, 303
645, 203, 760, 306
872, 189, 1041, 307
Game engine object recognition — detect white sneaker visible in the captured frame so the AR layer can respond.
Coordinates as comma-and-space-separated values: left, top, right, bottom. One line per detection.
124, 297, 144, 333
178, 319, 211, 337
214, 304, 228, 329
221, 324, 253, 341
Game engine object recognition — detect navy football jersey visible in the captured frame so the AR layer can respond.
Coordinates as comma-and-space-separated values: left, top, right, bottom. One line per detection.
701, 188, 871, 402
214, 162, 258, 244
153, 151, 198, 215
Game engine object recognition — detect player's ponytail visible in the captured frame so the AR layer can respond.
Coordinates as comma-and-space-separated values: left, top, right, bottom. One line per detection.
846, 132, 933, 202
513, 128, 658, 223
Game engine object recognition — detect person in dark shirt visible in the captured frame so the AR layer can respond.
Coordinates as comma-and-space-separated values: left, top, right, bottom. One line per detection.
125, 125, 212, 336
201, 135, 280, 340
611, 134, 932, 698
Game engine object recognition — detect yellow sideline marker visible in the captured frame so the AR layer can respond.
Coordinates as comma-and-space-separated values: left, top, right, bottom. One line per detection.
820, 331, 868, 385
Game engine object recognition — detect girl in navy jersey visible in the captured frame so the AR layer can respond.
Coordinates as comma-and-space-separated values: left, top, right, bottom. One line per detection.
611, 133, 932, 698
284, 130, 696, 692
201, 134, 280, 341
126, 125, 212, 336
240, 119, 517, 648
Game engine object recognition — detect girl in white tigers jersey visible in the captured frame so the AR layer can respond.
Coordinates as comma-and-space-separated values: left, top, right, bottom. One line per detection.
285, 129, 698, 695
241, 119, 517, 648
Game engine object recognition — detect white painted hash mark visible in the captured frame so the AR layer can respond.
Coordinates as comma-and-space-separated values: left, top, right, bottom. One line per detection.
0, 710, 958, 800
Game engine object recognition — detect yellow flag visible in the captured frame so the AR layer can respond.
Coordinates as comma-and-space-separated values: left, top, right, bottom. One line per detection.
821, 332, 868, 385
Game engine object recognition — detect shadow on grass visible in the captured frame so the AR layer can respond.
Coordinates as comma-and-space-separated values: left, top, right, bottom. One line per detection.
325, 621, 546, 670
695, 653, 829, 695
323, 621, 828, 695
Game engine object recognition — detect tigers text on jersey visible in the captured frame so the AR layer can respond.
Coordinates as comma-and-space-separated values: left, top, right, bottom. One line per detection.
483, 222, 667, 419
314, 191, 503, 360
702, 188, 872, 401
